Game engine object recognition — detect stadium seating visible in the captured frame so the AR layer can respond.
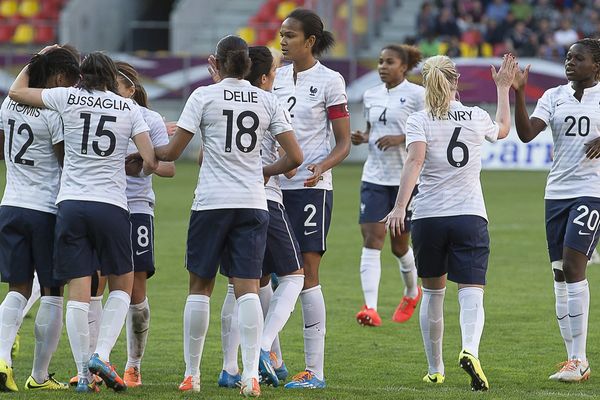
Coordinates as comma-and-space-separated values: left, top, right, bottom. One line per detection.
0, 0, 65, 45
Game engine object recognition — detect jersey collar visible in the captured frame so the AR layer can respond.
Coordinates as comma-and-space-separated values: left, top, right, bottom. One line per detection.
384, 79, 408, 93
220, 78, 252, 86
295, 61, 321, 77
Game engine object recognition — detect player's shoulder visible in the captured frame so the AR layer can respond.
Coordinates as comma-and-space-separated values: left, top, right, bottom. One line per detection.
315, 62, 345, 82
275, 63, 293, 79
364, 83, 384, 99
542, 84, 569, 99
403, 80, 425, 95
407, 109, 428, 124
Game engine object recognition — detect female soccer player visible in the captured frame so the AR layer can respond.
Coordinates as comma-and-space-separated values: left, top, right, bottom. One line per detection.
0, 46, 79, 392
115, 61, 176, 387
275, 8, 351, 389
213, 46, 305, 389
151, 35, 302, 396
384, 54, 516, 391
352, 44, 425, 327
9, 49, 158, 393
513, 38, 600, 382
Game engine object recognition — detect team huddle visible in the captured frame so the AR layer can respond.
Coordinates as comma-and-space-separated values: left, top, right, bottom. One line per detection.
0, 6, 597, 397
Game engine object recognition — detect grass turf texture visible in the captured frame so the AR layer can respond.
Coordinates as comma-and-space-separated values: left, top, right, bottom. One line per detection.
1, 163, 599, 399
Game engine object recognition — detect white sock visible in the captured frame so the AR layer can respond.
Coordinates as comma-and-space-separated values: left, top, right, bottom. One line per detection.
31, 296, 63, 383
420, 287, 445, 375
184, 294, 209, 377
397, 247, 418, 298
220, 285, 239, 375
94, 290, 130, 362
0, 292, 27, 365
567, 280, 589, 361
554, 280, 572, 359
300, 285, 326, 381
359, 247, 381, 310
458, 287, 485, 359
237, 293, 263, 382
66, 301, 91, 379
126, 297, 150, 370
22, 276, 40, 318
88, 296, 103, 354
261, 275, 303, 352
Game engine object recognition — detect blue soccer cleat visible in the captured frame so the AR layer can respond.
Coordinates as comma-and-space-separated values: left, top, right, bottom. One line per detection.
283, 370, 326, 389
258, 349, 279, 387
88, 353, 126, 392
217, 370, 241, 388
270, 273, 279, 290
271, 352, 289, 382
75, 377, 100, 393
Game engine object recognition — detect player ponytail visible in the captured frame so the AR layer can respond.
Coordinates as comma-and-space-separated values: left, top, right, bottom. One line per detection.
422, 55, 459, 120
78, 52, 119, 94
28, 47, 80, 89
246, 46, 274, 87
382, 44, 423, 72
574, 38, 600, 81
115, 61, 149, 108
216, 35, 251, 79
287, 8, 335, 57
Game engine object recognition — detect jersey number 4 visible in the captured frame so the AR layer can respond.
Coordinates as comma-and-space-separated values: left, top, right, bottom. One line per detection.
223, 110, 259, 153
6, 119, 34, 166
447, 127, 469, 168
80, 113, 117, 157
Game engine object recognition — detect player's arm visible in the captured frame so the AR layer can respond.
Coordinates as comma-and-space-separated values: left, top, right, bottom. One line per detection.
8, 65, 44, 108
278, 147, 297, 178
512, 64, 546, 142
154, 127, 194, 161
351, 121, 370, 145
264, 131, 303, 177
53, 141, 64, 167
154, 162, 175, 177
491, 54, 518, 139
382, 141, 425, 237
132, 132, 159, 176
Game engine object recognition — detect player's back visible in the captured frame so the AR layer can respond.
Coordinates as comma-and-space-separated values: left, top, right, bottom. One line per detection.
0, 96, 62, 213
406, 101, 499, 220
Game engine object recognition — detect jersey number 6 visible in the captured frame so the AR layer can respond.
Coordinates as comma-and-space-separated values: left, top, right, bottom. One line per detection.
447, 127, 469, 168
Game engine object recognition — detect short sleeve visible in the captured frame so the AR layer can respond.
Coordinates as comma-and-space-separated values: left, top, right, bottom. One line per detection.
41, 87, 69, 113
475, 107, 500, 143
324, 73, 348, 108
268, 95, 293, 136
130, 104, 150, 138
144, 109, 169, 146
530, 88, 553, 126
44, 110, 64, 145
405, 112, 427, 146
0, 97, 7, 131
177, 88, 204, 134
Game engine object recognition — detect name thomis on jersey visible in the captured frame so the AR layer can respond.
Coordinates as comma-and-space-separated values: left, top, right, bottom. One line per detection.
432, 110, 473, 121
224, 89, 258, 103
67, 94, 131, 111
6, 99, 41, 117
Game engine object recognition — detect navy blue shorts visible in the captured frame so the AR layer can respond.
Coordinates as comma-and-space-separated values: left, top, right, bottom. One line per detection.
54, 200, 134, 281
282, 189, 333, 254
412, 215, 490, 285
187, 208, 269, 280
0, 206, 63, 288
131, 213, 155, 278
358, 182, 417, 231
545, 197, 600, 261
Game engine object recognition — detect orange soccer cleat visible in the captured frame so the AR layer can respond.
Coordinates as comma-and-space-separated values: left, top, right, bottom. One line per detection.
355, 305, 382, 327
392, 286, 422, 323
123, 366, 142, 388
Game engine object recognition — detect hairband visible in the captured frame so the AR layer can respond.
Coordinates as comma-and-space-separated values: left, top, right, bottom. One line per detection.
118, 71, 135, 88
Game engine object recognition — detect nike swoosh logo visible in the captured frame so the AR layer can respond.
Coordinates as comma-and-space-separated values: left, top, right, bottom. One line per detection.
304, 230, 318, 236
427, 376, 438, 383
569, 313, 584, 318
581, 366, 590, 376
134, 328, 149, 334
557, 314, 568, 320
136, 250, 150, 256
578, 230, 591, 236
304, 322, 319, 329
273, 87, 283, 91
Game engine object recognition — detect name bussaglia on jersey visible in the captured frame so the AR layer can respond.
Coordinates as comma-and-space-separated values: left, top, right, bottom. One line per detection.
66, 94, 132, 111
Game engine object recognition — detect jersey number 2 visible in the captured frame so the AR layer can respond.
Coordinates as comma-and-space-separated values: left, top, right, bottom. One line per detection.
6, 119, 34, 166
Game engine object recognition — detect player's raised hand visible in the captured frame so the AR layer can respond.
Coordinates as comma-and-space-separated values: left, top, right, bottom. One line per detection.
491, 53, 517, 90
381, 205, 405, 237
207, 55, 221, 83
351, 130, 368, 145
511, 62, 531, 92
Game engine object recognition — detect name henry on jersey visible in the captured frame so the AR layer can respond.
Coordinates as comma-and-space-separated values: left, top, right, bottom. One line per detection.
67, 94, 131, 111
224, 89, 258, 103
433, 110, 473, 121
5, 99, 41, 117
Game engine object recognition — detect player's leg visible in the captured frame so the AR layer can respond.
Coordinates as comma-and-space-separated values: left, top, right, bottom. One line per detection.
219, 277, 241, 388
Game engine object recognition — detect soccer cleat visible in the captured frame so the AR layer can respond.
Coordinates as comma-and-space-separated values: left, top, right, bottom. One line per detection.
123, 366, 142, 388
270, 352, 288, 381
24, 374, 68, 390
11, 332, 19, 361
240, 377, 260, 397
355, 305, 382, 327
0, 358, 18, 392
283, 370, 326, 389
423, 372, 445, 384
70, 374, 102, 386
392, 286, 422, 323
459, 350, 489, 391
270, 273, 279, 291
549, 361, 569, 381
88, 353, 126, 392
218, 370, 241, 388
556, 359, 591, 382
258, 349, 279, 386
75, 377, 100, 393
179, 375, 200, 392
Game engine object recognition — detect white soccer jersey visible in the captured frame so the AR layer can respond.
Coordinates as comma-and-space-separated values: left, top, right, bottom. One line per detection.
406, 101, 499, 221
177, 78, 292, 211
361, 81, 425, 185
273, 61, 348, 190
41, 87, 149, 210
531, 83, 600, 199
0, 96, 63, 214
126, 106, 169, 215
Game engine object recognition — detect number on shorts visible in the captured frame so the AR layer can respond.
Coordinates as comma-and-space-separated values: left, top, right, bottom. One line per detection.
137, 225, 149, 247
304, 204, 317, 227
573, 205, 600, 231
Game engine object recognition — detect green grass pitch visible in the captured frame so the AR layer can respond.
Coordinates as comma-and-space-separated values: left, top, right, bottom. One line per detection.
1, 163, 600, 399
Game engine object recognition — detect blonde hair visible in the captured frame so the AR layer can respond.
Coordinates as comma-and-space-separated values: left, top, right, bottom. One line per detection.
421, 55, 459, 119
